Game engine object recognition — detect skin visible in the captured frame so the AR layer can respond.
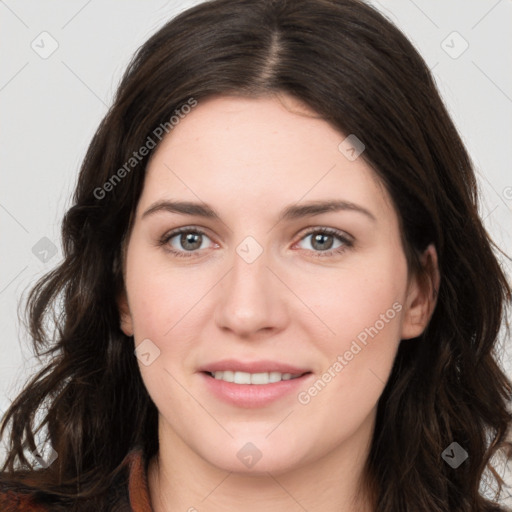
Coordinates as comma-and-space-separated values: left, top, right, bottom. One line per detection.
118, 93, 439, 512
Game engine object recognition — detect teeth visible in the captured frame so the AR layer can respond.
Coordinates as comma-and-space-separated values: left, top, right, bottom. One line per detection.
211, 370, 301, 385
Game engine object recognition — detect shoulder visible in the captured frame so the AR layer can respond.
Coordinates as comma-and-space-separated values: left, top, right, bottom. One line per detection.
0, 447, 148, 511
0, 485, 49, 511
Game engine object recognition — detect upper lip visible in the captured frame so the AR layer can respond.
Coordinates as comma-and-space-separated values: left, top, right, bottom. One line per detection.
199, 359, 311, 375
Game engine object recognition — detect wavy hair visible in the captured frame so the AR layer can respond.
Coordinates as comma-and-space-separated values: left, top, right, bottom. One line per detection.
1, 0, 511, 510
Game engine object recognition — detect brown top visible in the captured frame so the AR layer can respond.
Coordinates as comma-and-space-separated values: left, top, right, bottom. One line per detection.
0, 449, 153, 511
124, 448, 153, 512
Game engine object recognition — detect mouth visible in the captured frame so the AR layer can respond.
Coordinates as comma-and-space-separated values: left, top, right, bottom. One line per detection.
203, 370, 309, 385
198, 360, 314, 408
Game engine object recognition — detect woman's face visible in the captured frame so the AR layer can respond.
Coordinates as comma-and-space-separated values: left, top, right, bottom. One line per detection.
119, 94, 434, 475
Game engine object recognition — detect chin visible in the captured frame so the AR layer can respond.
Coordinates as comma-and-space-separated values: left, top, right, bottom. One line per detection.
198, 436, 309, 476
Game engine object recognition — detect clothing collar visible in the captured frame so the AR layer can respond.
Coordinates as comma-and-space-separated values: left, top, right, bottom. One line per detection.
123, 449, 153, 512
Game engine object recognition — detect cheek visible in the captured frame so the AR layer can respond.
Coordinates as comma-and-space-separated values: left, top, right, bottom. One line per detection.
125, 242, 205, 338
293, 277, 403, 437
125, 251, 201, 412
303, 252, 406, 341
298, 252, 406, 392
124, 244, 218, 403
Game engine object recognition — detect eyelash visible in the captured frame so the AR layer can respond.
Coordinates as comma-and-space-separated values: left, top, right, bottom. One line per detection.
158, 226, 353, 259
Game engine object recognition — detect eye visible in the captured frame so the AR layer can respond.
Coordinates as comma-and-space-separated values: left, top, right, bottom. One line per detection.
159, 226, 353, 259
295, 228, 353, 257
159, 227, 215, 257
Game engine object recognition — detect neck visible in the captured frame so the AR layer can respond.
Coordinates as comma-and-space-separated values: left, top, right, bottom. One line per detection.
148, 413, 377, 512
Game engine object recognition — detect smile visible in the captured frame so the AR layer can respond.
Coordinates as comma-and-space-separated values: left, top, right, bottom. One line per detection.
208, 370, 303, 385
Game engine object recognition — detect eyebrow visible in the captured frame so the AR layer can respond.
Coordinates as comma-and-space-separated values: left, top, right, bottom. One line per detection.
142, 199, 377, 223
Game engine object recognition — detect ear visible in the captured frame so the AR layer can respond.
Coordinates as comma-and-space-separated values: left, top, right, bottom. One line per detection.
400, 243, 440, 340
117, 289, 134, 337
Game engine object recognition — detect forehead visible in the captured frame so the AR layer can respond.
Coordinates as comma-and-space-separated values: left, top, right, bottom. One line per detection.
138, 94, 394, 222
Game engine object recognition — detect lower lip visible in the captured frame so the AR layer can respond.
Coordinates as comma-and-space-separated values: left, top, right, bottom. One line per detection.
200, 372, 312, 408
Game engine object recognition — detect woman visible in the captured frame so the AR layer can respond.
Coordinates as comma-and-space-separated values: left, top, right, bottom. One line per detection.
1, 0, 511, 510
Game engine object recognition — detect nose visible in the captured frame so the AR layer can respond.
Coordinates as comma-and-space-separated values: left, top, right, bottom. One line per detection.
214, 243, 289, 339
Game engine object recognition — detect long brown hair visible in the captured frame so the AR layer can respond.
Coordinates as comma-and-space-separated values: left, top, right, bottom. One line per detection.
1, 0, 511, 510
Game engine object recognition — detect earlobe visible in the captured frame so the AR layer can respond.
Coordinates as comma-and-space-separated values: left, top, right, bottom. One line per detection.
117, 290, 134, 337
400, 243, 440, 340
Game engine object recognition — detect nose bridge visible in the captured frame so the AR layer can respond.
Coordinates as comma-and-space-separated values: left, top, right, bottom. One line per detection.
227, 237, 272, 311
214, 234, 287, 336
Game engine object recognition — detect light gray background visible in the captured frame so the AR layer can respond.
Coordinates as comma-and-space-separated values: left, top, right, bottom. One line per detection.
1, 0, 511, 503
